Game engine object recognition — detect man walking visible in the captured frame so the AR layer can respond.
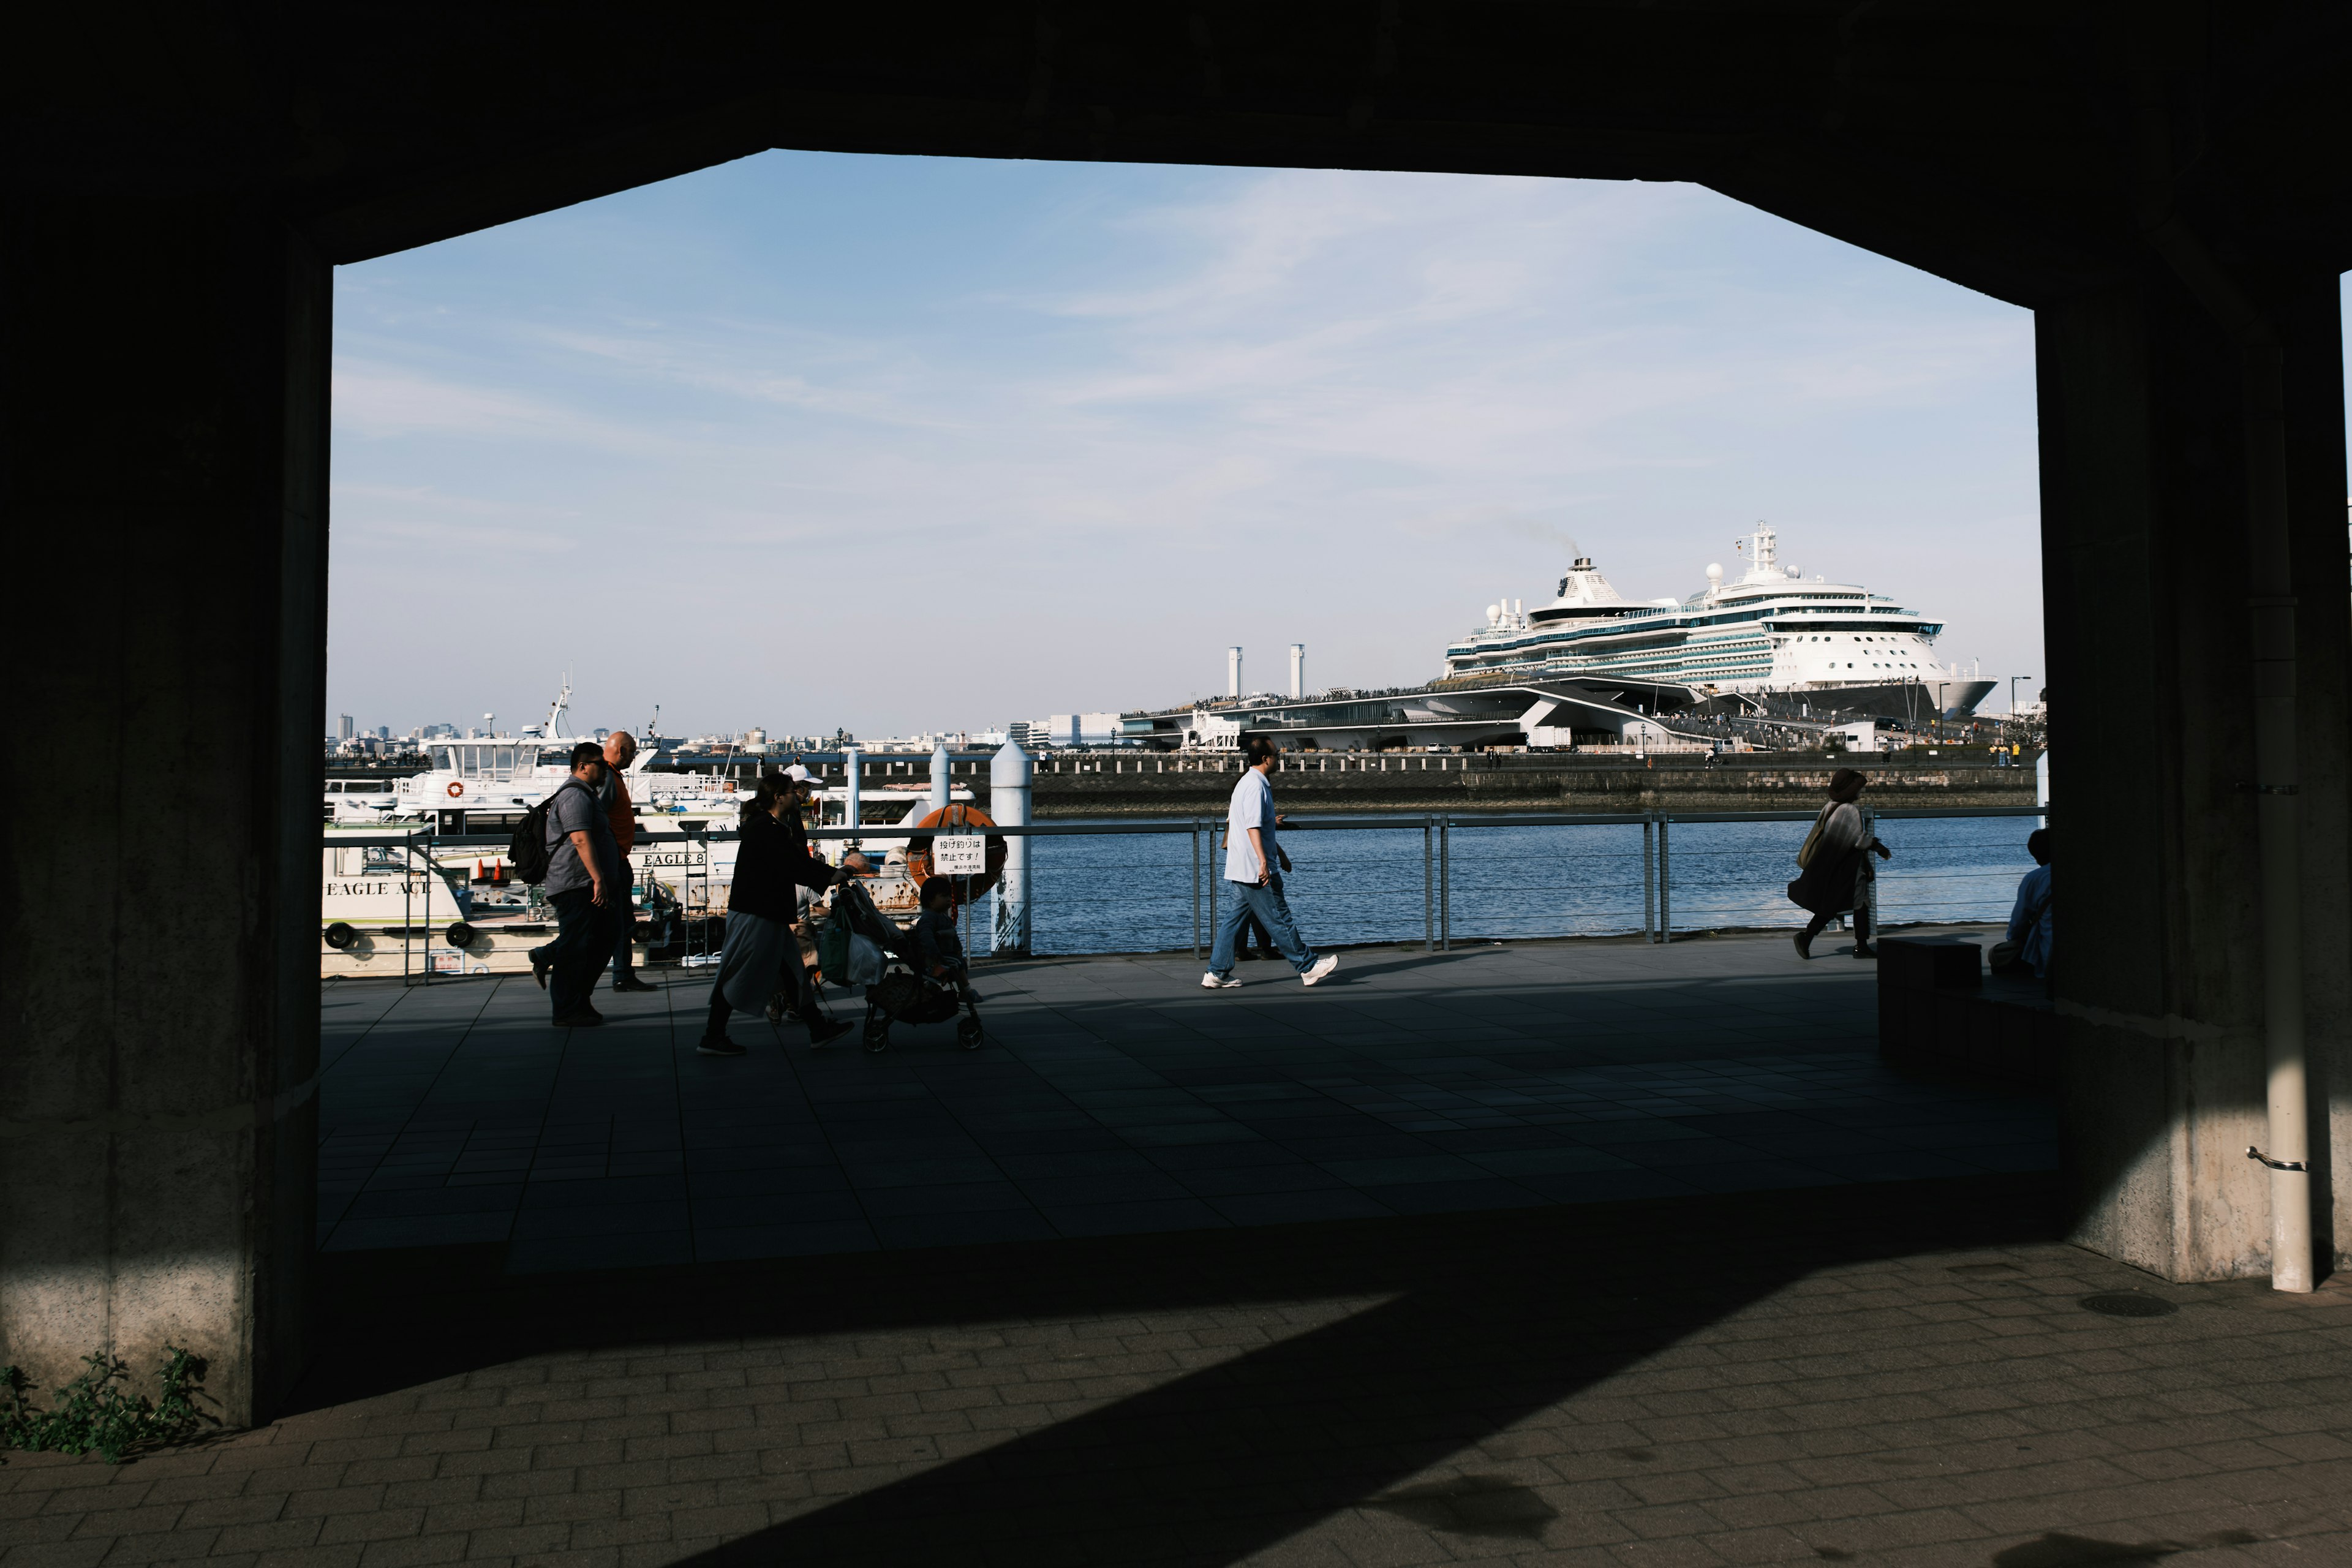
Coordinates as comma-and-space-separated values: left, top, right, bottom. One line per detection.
1204, 736, 1338, 989
601, 730, 657, 992
530, 742, 623, 1027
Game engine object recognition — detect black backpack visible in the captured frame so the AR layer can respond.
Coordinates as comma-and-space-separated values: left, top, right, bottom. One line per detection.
510, 779, 592, 886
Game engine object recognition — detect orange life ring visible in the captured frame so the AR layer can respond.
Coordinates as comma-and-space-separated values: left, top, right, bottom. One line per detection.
904, 804, 1007, 901
447, 781, 465, 798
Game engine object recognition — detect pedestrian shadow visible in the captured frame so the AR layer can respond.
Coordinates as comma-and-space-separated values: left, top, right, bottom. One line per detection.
1312, 949, 1485, 984
292, 1173, 2057, 1564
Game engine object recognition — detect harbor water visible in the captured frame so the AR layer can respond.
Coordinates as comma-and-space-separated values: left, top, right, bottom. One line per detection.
982, 815, 2039, 957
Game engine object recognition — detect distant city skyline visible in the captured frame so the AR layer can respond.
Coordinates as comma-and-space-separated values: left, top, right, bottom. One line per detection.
325, 151, 2332, 739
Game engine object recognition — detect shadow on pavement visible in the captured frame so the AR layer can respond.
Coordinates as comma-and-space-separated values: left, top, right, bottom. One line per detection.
295, 1171, 2057, 1566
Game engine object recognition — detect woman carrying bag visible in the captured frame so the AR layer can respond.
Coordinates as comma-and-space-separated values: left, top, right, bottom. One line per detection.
1789, 766, 1892, 960
699, 770, 867, 1055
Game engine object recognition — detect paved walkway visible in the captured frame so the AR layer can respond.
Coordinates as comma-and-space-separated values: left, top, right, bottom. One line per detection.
7, 1182, 2350, 1567
314, 930, 2054, 1272
10, 936, 2352, 1566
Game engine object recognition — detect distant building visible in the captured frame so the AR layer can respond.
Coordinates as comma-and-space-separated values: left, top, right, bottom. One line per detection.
1045, 713, 1125, 747
338, 714, 353, 741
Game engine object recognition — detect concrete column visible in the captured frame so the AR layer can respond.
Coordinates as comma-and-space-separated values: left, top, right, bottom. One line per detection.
2037, 270, 2350, 1281
927, 741, 952, 820
990, 743, 1033, 956
1, 197, 328, 1423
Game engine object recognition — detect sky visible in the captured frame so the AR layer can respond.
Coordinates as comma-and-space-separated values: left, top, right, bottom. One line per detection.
328, 150, 2058, 741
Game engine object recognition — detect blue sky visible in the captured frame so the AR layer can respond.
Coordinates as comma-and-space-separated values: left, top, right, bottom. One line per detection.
329, 151, 2056, 740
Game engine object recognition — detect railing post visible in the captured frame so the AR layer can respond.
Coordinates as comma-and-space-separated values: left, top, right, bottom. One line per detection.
1208, 838, 1218, 951
421, 825, 433, 987
1439, 814, 1450, 951
1659, 815, 1673, 944
1191, 817, 1202, 962
1423, 815, 1434, 952
1642, 814, 1656, 943
1861, 803, 1880, 937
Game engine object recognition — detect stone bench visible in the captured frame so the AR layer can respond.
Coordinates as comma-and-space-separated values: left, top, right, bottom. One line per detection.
1877, 934, 2057, 1087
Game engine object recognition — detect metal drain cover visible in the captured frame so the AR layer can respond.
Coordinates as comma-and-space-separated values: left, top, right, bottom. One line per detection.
2080, 1292, 2179, 1318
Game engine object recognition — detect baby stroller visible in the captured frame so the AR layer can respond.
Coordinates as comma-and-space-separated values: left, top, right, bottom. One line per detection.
824, 876, 985, 1054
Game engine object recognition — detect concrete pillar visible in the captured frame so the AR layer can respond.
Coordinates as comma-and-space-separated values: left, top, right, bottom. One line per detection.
990, 742, 1033, 956
2037, 270, 2350, 1281
927, 741, 952, 820
2, 198, 328, 1422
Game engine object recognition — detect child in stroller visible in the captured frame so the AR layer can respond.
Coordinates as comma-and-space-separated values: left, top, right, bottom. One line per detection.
827, 876, 985, 1054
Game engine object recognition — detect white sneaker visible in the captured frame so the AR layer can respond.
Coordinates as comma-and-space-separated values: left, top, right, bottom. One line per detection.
1202, 973, 1242, 989
1302, 954, 1339, 987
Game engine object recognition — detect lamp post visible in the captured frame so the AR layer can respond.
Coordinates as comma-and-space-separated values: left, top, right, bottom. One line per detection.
2008, 675, 2031, 714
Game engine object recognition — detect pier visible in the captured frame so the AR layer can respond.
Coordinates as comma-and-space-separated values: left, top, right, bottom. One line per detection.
1021, 750, 2039, 818
17, 939, 2352, 1564
649, 747, 2043, 818
313, 930, 2052, 1265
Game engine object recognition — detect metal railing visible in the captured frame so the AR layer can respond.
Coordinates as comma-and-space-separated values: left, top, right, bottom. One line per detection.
322, 803, 2045, 976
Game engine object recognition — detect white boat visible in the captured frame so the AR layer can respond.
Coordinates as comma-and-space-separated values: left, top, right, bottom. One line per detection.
321, 686, 976, 974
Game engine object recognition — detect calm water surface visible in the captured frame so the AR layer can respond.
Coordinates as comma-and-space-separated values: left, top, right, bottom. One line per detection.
978, 815, 2040, 957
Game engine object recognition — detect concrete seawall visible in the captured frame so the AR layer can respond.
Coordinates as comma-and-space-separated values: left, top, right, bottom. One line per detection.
1016, 753, 2040, 818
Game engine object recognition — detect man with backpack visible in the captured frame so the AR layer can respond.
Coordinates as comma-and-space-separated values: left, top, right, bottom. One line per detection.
528, 742, 624, 1027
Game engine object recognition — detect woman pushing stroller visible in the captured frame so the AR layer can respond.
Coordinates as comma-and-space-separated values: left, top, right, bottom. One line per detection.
700, 769, 870, 1055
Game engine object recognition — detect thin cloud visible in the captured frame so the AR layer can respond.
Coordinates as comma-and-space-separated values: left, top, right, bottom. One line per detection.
328, 154, 2040, 736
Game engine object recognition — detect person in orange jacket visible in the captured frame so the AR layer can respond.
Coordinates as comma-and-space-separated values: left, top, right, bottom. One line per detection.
600, 731, 658, 993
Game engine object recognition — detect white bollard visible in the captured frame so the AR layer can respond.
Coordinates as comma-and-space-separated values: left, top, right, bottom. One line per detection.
929, 740, 952, 820
990, 741, 1032, 956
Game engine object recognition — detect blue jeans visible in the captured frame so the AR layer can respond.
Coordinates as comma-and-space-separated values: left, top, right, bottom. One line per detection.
541, 887, 619, 1017
608, 857, 637, 984
1208, 876, 1315, 977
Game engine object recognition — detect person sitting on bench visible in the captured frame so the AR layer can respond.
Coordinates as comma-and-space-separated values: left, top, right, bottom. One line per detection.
1989, 828, 2052, 978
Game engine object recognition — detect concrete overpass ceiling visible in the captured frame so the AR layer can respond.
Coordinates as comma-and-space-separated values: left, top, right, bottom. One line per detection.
12, 0, 2352, 1431
21, 5, 2339, 293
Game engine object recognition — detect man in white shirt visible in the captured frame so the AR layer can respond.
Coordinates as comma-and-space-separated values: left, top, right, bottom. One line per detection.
1204, 736, 1339, 989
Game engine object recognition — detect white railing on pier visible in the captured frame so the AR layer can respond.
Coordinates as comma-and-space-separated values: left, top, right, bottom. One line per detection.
325, 803, 2048, 979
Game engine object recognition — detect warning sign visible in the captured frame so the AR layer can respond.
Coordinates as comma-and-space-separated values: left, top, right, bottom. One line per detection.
932, 834, 987, 875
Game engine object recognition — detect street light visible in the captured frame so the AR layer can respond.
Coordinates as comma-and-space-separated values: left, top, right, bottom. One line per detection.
2007, 676, 2032, 714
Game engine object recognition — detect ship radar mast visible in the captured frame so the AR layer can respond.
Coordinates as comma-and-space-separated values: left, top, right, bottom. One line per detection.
1733, 521, 1794, 585
543, 675, 573, 741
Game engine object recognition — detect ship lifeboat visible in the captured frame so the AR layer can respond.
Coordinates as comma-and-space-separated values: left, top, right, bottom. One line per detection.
902, 804, 1006, 902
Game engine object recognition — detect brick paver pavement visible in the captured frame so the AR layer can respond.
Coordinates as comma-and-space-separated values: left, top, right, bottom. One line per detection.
7, 1177, 2350, 1567
314, 932, 2052, 1270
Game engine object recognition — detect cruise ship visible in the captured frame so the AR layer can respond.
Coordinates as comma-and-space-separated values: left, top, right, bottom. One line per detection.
1157, 524, 1994, 752
1442, 523, 1994, 721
